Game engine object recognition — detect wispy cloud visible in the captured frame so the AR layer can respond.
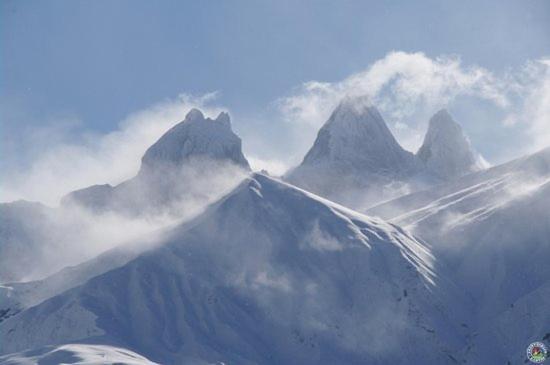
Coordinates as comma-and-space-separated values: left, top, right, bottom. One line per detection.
520, 59, 550, 152
279, 52, 506, 126
247, 156, 289, 176
277, 51, 550, 155
1, 93, 224, 205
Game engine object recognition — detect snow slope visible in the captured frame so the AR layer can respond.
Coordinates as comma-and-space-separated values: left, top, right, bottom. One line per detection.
0, 344, 159, 365
368, 147, 550, 363
0, 221, 172, 318
0, 174, 469, 365
368, 146, 550, 224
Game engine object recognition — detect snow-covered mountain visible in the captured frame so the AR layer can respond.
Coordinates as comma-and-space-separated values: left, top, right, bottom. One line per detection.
287, 98, 483, 209
0, 344, 159, 365
62, 108, 249, 216
294, 96, 418, 176
417, 109, 484, 179
286, 97, 421, 208
368, 147, 550, 363
139, 109, 249, 174
2, 99, 547, 364
0, 109, 249, 283
0, 174, 469, 365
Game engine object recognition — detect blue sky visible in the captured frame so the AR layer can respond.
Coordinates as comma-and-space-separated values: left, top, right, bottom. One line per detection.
1, 0, 549, 203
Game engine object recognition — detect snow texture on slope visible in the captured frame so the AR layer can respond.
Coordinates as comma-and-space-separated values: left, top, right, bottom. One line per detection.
0, 344, 159, 365
0, 174, 469, 365
368, 146, 550, 364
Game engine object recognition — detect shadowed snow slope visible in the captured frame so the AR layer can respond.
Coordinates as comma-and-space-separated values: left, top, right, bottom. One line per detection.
0, 344, 158, 365
368, 146, 550, 364
0, 174, 468, 365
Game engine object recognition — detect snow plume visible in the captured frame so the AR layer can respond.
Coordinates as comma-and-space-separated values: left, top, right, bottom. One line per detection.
2, 203, 174, 282
516, 59, 550, 152
1, 159, 248, 282
0, 92, 255, 282
247, 156, 290, 176
0, 92, 223, 205
300, 220, 343, 252
278, 52, 505, 150
438, 174, 550, 232
278, 51, 550, 155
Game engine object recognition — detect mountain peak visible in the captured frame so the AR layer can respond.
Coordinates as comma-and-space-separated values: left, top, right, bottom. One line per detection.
427, 109, 459, 131
139, 108, 250, 174
215, 111, 231, 128
301, 98, 413, 168
417, 110, 483, 179
61, 108, 249, 214
334, 94, 374, 114
186, 108, 205, 121
285, 98, 420, 207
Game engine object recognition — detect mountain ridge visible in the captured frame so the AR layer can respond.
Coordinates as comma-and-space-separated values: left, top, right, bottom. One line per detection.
286, 98, 483, 209
0, 173, 469, 364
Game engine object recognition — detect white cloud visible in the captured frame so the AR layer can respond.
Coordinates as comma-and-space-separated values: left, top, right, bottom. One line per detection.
1, 93, 224, 205
277, 51, 550, 155
521, 59, 550, 152
247, 156, 289, 176
279, 51, 506, 128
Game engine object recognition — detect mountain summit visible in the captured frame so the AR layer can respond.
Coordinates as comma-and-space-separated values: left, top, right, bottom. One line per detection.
286, 97, 420, 208
416, 109, 483, 179
287, 101, 486, 209
299, 96, 417, 174
62, 109, 249, 215
140, 109, 249, 175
